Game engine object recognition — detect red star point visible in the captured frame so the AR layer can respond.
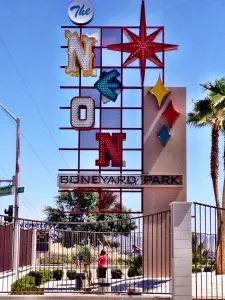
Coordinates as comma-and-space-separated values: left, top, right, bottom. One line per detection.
163, 101, 180, 128
107, 0, 178, 84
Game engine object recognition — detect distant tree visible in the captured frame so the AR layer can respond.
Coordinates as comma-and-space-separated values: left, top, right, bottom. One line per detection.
192, 233, 208, 265
44, 191, 137, 247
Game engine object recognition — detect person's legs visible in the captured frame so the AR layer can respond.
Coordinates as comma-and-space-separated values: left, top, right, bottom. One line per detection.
99, 268, 107, 278
99, 268, 104, 278
102, 268, 107, 278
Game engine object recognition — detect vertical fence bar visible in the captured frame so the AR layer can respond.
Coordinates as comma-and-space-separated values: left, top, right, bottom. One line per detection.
194, 203, 197, 299
204, 204, 207, 297
168, 210, 171, 294
210, 206, 213, 298
13, 221, 20, 282
221, 208, 224, 299
199, 203, 203, 297
147, 215, 149, 292
160, 212, 162, 293
215, 206, 218, 298
151, 214, 154, 291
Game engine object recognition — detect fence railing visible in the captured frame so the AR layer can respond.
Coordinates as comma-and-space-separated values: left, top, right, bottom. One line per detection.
0, 211, 171, 295
192, 202, 225, 299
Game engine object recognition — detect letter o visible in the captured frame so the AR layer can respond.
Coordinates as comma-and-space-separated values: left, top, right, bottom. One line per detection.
70, 97, 95, 130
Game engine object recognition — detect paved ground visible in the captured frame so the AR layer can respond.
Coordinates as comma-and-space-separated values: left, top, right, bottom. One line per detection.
1, 269, 225, 298
41, 277, 170, 294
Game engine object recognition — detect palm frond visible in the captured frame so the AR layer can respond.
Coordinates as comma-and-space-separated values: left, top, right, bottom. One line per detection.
200, 78, 225, 96
209, 93, 225, 107
187, 112, 208, 128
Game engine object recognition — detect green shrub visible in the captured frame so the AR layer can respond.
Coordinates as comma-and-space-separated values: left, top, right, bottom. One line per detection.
127, 267, 142, 277
192, 254, 206, 265
28, 271, 42, 286
39, 270, 53, 283
11, 276, 40, 293
28, 270, 52, 285
127, 255, 143, 277
111, 268, 122, 279
73, 245, 94, 265
204, 266, 213, 272
192, 266, 202, 273
67, 270, 77, 280
129, 255, 142, 269
40, 253, 72, 265
53, 269, 63, 280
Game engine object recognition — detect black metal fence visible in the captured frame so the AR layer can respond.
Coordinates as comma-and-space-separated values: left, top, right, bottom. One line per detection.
192, 202, 225, 299
0, 211, 171, 295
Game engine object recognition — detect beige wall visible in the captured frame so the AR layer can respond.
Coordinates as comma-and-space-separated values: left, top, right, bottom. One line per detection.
143, 87, 186, 278
143, 87, 186, 214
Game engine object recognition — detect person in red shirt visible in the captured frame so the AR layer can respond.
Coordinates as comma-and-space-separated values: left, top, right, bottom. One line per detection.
98, 250, 108, 278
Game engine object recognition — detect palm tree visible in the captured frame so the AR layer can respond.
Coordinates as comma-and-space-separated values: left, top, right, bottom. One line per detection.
188, 78, 225, 274
200, 78, 225, 274
201, 79, 225, 207
187, 98, 222, 211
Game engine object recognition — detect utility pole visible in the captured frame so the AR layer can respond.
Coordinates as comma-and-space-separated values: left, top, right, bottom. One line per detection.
0, 104, 20, 219
0, 103, 21, 281
14, 117, 20, 219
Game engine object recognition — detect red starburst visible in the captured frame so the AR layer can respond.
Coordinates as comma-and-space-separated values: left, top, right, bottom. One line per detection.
107, 0, 178, 84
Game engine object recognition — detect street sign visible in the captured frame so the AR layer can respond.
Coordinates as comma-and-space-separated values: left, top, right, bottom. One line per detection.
17, 187, 24, 194
0, 186, 14, 197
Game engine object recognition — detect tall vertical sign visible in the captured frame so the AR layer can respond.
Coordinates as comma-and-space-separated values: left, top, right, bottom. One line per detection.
58, 0, 186, 216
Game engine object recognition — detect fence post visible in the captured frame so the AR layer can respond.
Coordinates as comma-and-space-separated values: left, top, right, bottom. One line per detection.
170, 202, 192, 300
31, 228, 37, 269
13, 221, 20, 281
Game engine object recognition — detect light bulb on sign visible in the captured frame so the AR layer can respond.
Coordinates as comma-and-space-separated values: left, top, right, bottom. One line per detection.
68, 0, 94, 25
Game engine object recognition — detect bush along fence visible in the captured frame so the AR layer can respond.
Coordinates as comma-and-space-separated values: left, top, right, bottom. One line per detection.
0, 202, 207, 299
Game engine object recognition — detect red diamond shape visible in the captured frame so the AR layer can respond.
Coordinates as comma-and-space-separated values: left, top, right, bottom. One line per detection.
162, 101, 180, 128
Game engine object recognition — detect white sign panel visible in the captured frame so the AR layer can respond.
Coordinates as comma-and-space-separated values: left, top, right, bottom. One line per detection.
20, 223, 48, 230
68, 0, 94, 25
58, 174, 183, 189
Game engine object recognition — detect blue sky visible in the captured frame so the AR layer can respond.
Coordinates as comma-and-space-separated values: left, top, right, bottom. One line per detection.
0, 0, 224, 219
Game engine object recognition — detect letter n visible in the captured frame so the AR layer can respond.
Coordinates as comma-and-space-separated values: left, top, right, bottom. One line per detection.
95, 133, 126, 167
65, 30, 96, 77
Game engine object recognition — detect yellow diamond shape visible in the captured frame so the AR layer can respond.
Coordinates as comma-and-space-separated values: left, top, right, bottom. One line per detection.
148, 76, 171, 108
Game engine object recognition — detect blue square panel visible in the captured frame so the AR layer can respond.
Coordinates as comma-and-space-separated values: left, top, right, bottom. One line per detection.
101, 109, 121, 129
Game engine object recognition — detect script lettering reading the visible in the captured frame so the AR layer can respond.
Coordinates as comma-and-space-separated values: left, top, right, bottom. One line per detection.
95, 133, 126, 167
65, 30, 96, 77
70, 97, 95, 130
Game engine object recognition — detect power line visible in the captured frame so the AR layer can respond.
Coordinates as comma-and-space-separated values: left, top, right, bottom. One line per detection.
4, 113, 56, 182
20, 198, 41, 220
21, 132, 56, 182
0, 34, 70, 169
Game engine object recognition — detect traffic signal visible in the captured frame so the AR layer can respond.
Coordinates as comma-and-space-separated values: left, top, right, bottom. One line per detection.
4, 205, 13, 223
